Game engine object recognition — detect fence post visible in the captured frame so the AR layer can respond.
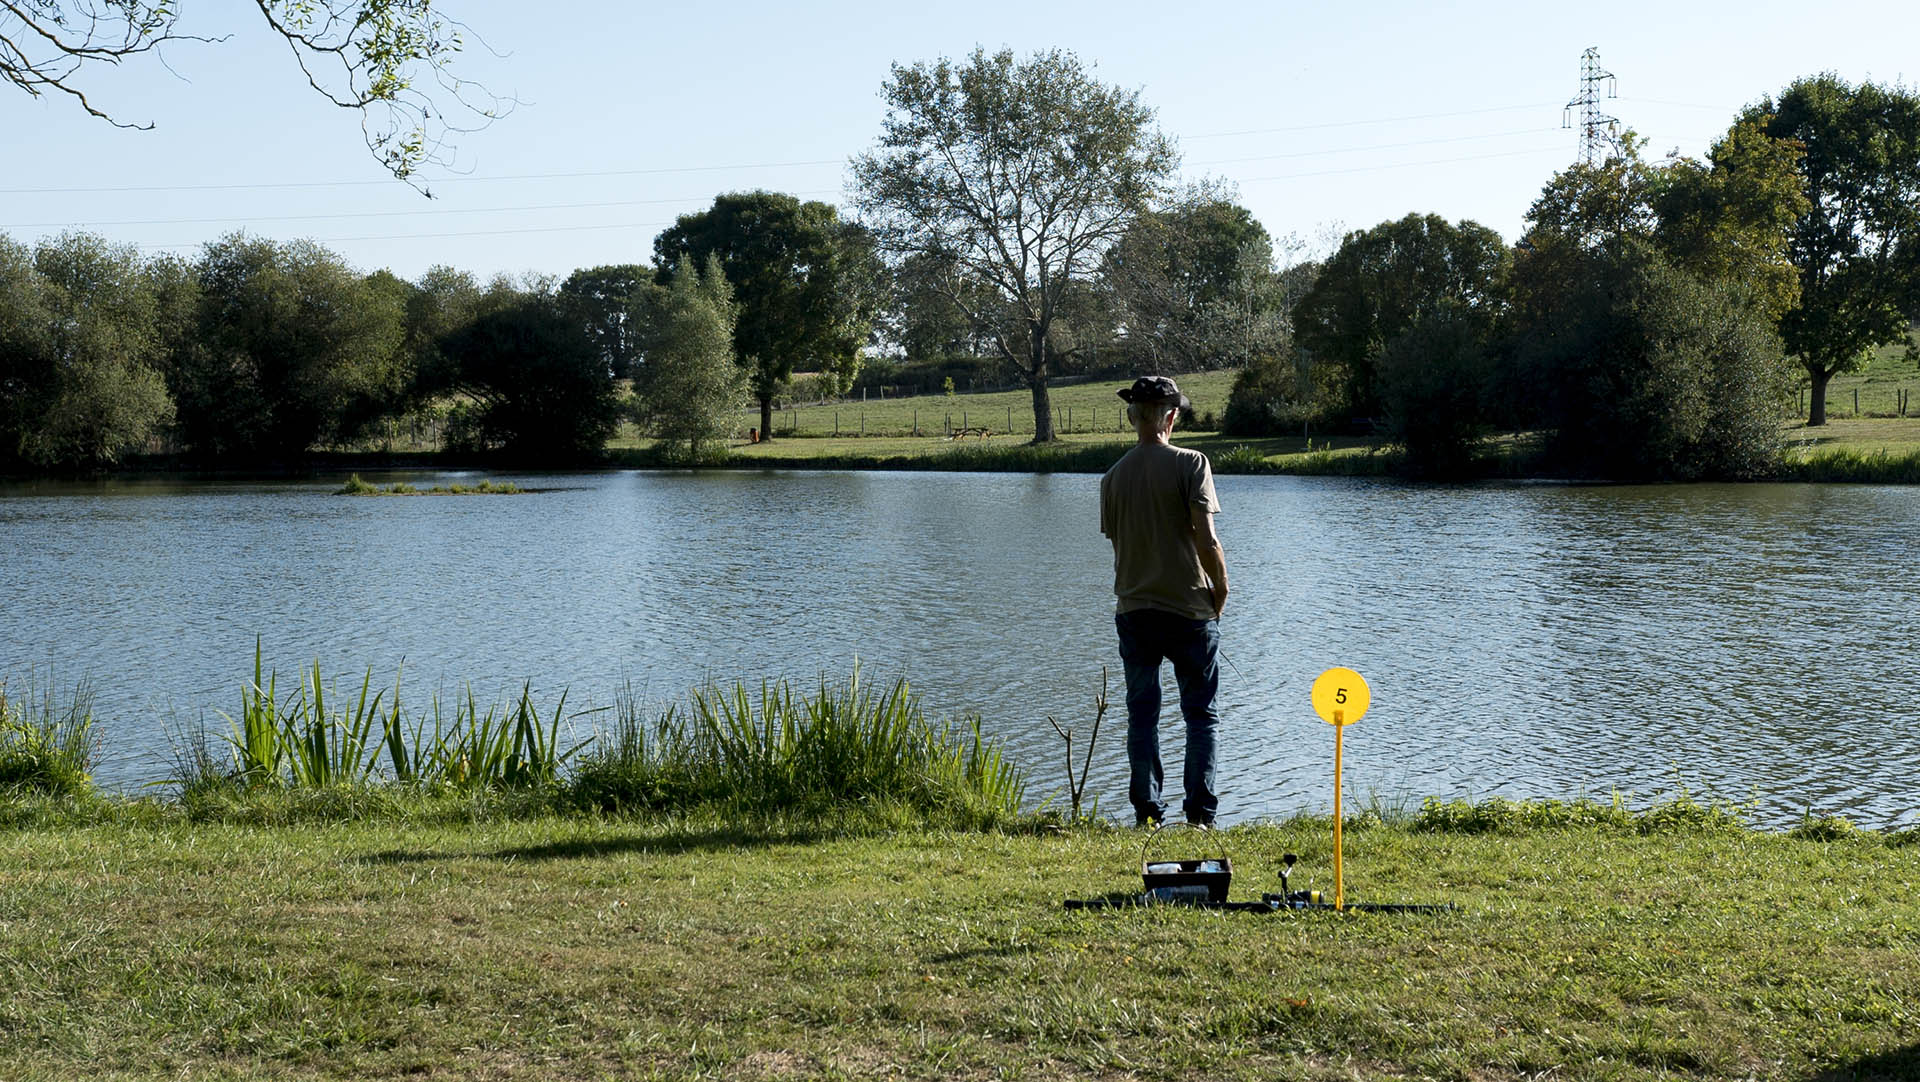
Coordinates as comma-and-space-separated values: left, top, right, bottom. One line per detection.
835, 411, 840, 436
914, 408, 918, 436
860, 412, 864, 437
1855, 388, 1860, 416
1007, 405, 1012, 432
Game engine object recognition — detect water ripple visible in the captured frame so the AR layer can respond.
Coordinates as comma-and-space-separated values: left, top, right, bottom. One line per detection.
3, 473, 1917, 829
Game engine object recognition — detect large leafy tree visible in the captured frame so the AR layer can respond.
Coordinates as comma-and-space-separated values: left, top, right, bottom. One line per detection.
1651, 118, 1808, 325
172, 234, 405, 457
1, 1, 506, 182
1103, 195, 1286, 373
635, 256, 746, 457
0, 232, 174, 468
1512, 134, 1800, 479
852, 47, 1178, 442
653, 192, 880, 442
1514, 238, 1790, 480
435, 292, 618, 462
1745, 75, 1920, 425
883, 250, 996, 362
1516, 129, 1804, 329
398, 263, 481, 403
1291, 213, 1508, 422
559, 264, 654, 381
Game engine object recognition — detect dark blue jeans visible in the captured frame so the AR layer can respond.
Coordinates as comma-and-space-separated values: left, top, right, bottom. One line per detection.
1115, 608, 1220, 825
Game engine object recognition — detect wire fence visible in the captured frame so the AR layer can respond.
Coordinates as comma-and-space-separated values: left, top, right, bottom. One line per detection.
757, 402, 1138, 440
1797, 385, 1916, 419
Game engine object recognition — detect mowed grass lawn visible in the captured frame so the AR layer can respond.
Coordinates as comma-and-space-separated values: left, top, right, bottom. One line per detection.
4, 813, 1918, 1081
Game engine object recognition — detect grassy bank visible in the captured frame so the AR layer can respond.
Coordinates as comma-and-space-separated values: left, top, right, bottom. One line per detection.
3, 802, 1917, 1080
1, 661, 1025, 833
8, 672, 1920, 1078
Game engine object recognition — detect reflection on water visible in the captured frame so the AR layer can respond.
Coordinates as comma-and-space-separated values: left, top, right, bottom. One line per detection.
2, 471, 1916, 828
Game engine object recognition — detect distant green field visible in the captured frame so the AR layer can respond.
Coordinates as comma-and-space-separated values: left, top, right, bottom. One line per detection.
747, 370, 1240, 440
1813, 330, 1920, 419
610, 357, 1920, 478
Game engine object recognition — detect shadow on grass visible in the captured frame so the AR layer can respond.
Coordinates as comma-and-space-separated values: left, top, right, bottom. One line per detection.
1805, 1044, 1920, 1082
923, 943, 1039, 965
359, 824, 844, 866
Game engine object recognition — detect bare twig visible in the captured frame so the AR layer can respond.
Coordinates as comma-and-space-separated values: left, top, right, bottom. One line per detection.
1046, 667, 1110, 823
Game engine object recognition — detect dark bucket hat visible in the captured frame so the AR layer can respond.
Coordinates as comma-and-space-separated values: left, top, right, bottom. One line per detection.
1116, 375, 1190, 409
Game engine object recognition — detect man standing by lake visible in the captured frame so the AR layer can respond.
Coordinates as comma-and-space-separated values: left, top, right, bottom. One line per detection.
1099, 376, 1229, 827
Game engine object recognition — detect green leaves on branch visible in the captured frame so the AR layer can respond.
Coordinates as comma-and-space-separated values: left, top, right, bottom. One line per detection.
4, 2, 508, 183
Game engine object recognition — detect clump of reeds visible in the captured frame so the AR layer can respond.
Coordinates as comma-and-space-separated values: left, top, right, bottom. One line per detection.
184, 644, 589, 797
437, 480, 521, 494
570, 668, 1025, 827
1207, 445, 1273, 474
0, 677, 98, 799
335, 474, 523, 495
1778, 447, 1920, 483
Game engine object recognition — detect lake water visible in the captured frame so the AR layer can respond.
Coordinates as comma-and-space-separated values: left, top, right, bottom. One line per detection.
3, 469, 1916, 829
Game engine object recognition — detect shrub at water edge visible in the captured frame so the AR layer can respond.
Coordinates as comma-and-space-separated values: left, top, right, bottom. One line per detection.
0, 678, 97, 799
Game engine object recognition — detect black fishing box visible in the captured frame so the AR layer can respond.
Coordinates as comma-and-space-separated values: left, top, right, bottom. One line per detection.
1140, 825, 1232, 903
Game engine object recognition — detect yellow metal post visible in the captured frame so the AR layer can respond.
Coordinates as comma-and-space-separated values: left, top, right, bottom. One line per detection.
1333, 709, 1344, 911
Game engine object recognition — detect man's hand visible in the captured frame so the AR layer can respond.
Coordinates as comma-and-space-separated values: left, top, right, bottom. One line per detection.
1190, 503, 1229, 622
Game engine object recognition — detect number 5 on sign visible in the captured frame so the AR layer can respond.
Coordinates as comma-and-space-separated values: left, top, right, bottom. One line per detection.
1310, 667, 1371, 910
1311, 667, 1370, 726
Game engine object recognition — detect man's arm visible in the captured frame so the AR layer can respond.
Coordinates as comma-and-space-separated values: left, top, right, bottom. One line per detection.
1190, 503, 1228, 619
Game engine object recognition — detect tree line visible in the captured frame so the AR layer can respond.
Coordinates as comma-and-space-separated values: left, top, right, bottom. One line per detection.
4, 48, 1917, 478
0, 190, 881, 469
1224, 73, 1920, 480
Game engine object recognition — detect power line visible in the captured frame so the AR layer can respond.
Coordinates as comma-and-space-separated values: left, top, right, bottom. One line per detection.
0, 159, 847, 197
112, 145, 1578, 247
7, 104, 1573, 198
1186, 102, 1561, 140
1618, 96, 1737, 112
130, 219, 686, 251
9, 190, 842, 230
13, 131, 1576, 231
1194, 127, 1563, 167
1234, 145, 1569, 184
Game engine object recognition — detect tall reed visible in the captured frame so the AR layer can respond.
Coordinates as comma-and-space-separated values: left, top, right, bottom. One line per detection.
570, 668, 1026, 825
208, 646, 588, 793
0, 676, 97, 798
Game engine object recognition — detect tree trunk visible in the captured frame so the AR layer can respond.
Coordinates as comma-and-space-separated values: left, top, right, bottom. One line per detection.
1027, 325, 1055, 442
1807, 365, 1832, 427
759, 394, 774, 442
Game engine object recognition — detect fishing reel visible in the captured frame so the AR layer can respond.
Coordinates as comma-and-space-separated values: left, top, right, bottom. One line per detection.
1269, 852, 1323, 908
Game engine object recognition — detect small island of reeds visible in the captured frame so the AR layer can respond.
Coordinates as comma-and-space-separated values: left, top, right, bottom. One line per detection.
336, 473, 524, 495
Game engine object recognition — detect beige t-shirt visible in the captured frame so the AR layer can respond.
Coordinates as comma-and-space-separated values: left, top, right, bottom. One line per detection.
1099, 443, 1221, 619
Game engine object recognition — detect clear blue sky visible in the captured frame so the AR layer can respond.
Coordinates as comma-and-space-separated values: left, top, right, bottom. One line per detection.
5, 0, 1915, 282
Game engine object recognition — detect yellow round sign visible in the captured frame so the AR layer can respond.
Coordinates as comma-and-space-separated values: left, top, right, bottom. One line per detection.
1311, 668, 1370, 726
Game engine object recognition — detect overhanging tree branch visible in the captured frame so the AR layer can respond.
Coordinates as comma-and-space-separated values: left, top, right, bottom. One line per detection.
0, 0, 513, 186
